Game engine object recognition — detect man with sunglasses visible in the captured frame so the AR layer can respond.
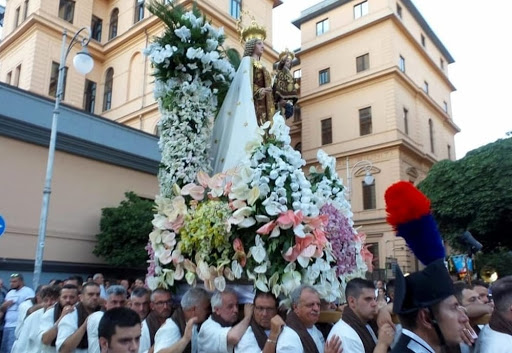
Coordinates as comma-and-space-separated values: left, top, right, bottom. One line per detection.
0, 273, 35, 353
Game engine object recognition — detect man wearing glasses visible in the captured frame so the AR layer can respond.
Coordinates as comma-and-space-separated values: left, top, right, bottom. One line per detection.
0, 273, 35, 353
235, 291, 285, 353
139, 288, 173, 353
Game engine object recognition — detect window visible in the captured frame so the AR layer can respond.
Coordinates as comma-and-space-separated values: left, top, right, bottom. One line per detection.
316, 18, 329, 36
321, 118, 332, 145
447, 144, 452, 160
83, 79, 97, 113
293, 69, 301, 79
23, 0, 29, 21
91, 16, 102, 41
429, 119, 434, 153
363, 180, 376, 210
399, 55, 405, 72
443, 101, 448, 113
6, 71, 12, 85
13, 64, 21, 87
103, 68, 114, 111
356, 53, 369, 72
49, 61, 68, 99
403, 108, 409, 135
14, 6, 20, 28
294, 142, 302, 153
423, 81, 429, 94
319, 68, 330, 85
59, 0, 75, 23
354, 1, 368, 19
396, 3, 402, 18
134, 0, 144, 23
359, 107, 372, 136
440, 58, 445, 70
109, 9, 118, 40
421, 34, 426, 47
230, 0, 241, 19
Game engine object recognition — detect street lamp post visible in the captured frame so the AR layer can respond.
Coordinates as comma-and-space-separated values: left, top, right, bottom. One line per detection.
33, 27, 94, 289
345, 157, 374, 202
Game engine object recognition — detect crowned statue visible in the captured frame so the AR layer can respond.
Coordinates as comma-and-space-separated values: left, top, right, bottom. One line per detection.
273, 48, 300, 118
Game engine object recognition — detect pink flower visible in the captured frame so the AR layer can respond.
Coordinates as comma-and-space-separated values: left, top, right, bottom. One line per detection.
233, 238, 247, 267
196, 171, 210, 187
257, 220, 276, 235
304, 214, 329, 229
277, 210, 303, 229
169, 215, 184, 232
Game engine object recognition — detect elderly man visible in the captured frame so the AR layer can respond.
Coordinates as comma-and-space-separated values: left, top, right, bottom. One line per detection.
197, 288, 253, 353
235, 291, 285, 353
87, 285, 127, 353
39, 284, 80, 353
139, 288, 173, 353
56, 282, 101, 353
328, 278, 394, 353
93, 274, 108, 300
276, 285, 342, 353
0, 273, 35, 353
474, 276, 512, 353
154, 287, 211, 353
99, 307, 141, 353
130, 287, 151, 321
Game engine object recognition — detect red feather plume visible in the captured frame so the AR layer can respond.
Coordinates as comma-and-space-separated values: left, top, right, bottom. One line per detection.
385, 181, 431, 229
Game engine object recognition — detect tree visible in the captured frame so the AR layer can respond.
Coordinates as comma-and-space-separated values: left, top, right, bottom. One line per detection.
418, 137, 512, 250
93, 192, 154, 267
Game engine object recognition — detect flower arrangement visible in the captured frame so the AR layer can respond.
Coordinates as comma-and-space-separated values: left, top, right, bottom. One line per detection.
145, 2, 369, 302
147, 115, 369, 301
144, 2, 235, 196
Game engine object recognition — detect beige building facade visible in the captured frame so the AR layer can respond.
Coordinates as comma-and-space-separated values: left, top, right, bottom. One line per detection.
0, 0, 458, 278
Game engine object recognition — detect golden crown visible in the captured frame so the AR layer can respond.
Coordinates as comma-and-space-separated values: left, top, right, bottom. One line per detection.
279, 48, 295, 62
236, 11, 267, 43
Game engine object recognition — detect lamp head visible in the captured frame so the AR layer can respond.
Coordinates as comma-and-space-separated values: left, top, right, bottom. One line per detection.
73, 47, 94, 75
363, 171, 374, 185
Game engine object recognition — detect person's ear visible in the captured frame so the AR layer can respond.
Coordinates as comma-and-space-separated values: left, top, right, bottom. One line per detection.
99, 337, 108, 353
418, 308, 434, 329
347, 296, 357, 308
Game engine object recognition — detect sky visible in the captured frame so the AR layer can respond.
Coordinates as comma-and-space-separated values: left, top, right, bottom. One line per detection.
273, 0, 512, 159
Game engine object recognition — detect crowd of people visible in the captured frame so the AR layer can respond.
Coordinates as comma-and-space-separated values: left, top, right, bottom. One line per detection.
0, 269, 508, 353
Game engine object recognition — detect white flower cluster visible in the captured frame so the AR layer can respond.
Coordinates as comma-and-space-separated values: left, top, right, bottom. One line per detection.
144, 10, 235, 197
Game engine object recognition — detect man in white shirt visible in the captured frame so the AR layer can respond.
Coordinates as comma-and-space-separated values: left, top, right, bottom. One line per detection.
235, 291, 285, 353
93, 274, 108, 300
139, 288, 173, 353
40, 284, 80, 353
130, 287, 151, 321
328, 278, 394, 353
88, 285, 127, 353
474, 276, 512, 353
197, 288, 253, 353
276, 285, 342, 353
98, 307, 141, 353
0, 273, 35, 353
154, 287, 211, 353
56, 282, 101, 353
12, 285, 60, 353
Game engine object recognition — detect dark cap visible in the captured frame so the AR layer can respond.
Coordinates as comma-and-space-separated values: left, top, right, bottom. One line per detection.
393, 258, 454, 314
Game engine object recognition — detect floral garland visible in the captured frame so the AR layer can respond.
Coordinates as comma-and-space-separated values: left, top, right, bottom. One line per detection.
144, 2, 235, 197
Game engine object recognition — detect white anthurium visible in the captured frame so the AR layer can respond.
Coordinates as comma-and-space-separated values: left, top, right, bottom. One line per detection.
185, 272, 196, 286
246, 269, 256, 281
149, 229, 163, 244
224, 266, 235, 281
297, 255, 311, 268
264, 201, 281, 216
250, 235, 267, 263
255, 274, 269, 292
146, 276, 159, 291
254, 262, 267, 274
269, 226, 281, 239
174, 264, 184, 280
239, 217, 256, 228
174, 26, 191, 42
293, 224, 306, 238
231, 260, 243, 279
151, 216, 168, 231
214, 276, 226, 292
196, 261, 210, 280
281, 270, 301, 296
247, 187, 260, 206
162, 268, 175, 287
255, 214, 270, 223
304, 265, 320, 282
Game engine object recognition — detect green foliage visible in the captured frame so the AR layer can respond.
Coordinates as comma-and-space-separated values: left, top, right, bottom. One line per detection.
418, 137, 512, 250
93, 192, 154, 267
475, 248, 512, 278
